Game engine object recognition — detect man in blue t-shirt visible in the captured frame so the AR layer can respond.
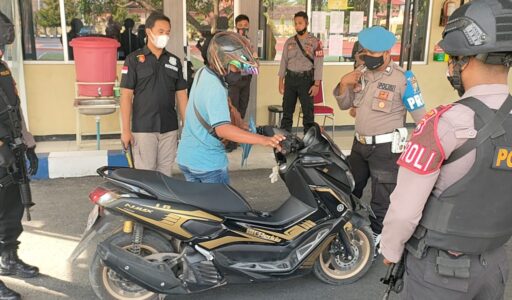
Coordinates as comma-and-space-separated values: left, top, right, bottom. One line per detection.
177, 32, 284, 184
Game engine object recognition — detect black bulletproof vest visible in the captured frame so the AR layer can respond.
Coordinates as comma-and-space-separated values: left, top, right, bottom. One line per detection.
0, 61, 21, 139
407, 96, 512, 256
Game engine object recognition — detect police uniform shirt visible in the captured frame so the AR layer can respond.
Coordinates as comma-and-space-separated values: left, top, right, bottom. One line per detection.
278, 33, 324, 81
333, 62, 426, 136
380, 84, 511, 263
0, 61, 35, 148
120, 46, 187, 133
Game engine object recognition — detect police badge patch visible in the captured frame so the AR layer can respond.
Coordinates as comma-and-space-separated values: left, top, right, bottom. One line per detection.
169, 56, 177, 66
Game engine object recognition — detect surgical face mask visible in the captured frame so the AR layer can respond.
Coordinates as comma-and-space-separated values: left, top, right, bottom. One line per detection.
149, 31, 170, 49
363, 55, 385, 70
225, 71, 242, 86
296, 27, 307, 36
0, 45, 4, 59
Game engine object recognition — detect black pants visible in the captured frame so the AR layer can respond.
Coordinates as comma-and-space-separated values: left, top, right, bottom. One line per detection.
0, 168, 23, 252
348, 138, 399, 234
280, 74, 314, 133
228, 75, 252, 119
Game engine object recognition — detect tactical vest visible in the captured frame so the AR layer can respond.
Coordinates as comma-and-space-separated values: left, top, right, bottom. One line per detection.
0, 61, 22, 141
406, 96, 512, 258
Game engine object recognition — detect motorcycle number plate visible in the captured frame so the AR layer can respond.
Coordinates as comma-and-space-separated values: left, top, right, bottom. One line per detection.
85, 205, 100, 232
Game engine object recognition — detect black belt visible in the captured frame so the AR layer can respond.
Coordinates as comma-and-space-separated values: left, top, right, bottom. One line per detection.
286, 69, 313, 78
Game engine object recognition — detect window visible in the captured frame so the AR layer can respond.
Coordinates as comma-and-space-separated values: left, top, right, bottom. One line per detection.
259, 0, 307, 61
20, 0, 162, 61
186, 0, 235, 70
372, 0, 431, 61
309, 0, 371, 63
260, 0, 431, 63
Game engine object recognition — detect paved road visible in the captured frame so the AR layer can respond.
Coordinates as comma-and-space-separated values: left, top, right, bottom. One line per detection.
4, 170, 511, 299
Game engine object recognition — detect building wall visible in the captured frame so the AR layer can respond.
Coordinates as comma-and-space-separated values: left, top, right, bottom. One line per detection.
24, 0, 512, 136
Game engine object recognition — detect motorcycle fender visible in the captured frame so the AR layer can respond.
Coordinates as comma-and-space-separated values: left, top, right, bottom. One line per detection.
68, 210, 123, 262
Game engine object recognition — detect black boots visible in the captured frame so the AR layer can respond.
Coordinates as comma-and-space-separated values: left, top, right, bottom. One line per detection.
0, 249, 39, 278
0, 281, 20, 300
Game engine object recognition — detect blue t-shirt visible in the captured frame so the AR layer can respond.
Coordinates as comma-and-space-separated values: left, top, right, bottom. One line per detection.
177, 67, 231, 171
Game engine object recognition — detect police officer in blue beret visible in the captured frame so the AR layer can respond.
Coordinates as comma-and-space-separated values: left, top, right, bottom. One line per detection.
333, 26, 427, 257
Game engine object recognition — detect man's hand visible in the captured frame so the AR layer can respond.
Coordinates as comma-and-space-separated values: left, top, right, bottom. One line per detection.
262, 134, 286, 152
349, 107, 357, 118
340, 70, 362, 87
26, 147, 38, 176
383, 258, 393, 266
121, 131, 134, 149
279, 80, 285, 95
309, 85, 319, 97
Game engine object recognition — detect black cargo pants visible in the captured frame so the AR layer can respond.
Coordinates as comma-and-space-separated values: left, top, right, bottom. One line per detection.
0, 167, 23, 252
280, 72, 314, 133
348, 138, 399, 235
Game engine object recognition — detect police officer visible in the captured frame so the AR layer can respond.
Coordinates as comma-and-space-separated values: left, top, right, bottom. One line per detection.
120, 12, 188, 177
278, 11, 324, 133
381, 0, 512, 298
333, 26, 426, 252
0, 11, 39, 300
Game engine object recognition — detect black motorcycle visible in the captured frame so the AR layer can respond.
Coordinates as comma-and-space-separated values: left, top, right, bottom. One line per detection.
70, 124, 375, 299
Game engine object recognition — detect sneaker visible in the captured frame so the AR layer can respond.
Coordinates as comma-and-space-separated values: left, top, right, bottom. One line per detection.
373, 232, 382, 259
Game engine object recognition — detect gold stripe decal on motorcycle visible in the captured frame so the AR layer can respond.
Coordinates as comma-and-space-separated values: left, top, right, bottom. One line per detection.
117, 206, 221, 239
143, 204, 222, 222
311, 187, 344, 203
199, 231, 275, 249
253, 220, 317, 241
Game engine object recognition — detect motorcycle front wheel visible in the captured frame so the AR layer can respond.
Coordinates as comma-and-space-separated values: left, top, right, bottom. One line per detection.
313, 225, 374, 285
89, 230, 174, 300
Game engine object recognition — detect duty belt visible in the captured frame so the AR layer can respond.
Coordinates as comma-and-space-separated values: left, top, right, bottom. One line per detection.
286, 69, 313, 78
355, 132, 394, 145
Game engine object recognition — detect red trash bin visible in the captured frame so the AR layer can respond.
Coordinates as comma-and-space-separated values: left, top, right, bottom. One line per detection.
70, 37, 120, 97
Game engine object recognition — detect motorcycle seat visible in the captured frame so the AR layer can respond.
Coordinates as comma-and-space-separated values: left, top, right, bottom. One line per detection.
110, 168, 252, 213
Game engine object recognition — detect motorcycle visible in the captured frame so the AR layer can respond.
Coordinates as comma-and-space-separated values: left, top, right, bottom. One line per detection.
69, 124, 375, 299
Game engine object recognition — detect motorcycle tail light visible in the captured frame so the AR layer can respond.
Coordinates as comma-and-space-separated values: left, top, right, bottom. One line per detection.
89, 187, 119, 205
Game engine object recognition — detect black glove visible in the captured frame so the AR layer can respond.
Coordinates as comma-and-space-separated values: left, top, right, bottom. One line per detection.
26, 147, 38, 176
0, 141, 14, 168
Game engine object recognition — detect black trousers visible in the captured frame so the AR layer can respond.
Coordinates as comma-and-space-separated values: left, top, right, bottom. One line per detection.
348, 138, 399, 234
228, 75, 252, 119
280, 74, 314, 133
0, 168, 23, 252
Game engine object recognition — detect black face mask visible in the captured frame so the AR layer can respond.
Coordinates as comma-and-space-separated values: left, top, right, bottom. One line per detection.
225, 72, 242, 86
296, 28, 307, 36
363, 55, 385, 70
446, 57, 468, 97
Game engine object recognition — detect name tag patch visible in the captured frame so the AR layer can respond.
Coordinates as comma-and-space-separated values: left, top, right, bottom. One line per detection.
493, 147, 512, 170
377, 82, 396, 92
165, 64, 178, 71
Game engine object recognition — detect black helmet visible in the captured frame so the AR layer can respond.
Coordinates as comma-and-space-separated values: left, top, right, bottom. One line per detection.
0, 11, 14, 47
439, 0, 512, 65
207, 31, 258, 76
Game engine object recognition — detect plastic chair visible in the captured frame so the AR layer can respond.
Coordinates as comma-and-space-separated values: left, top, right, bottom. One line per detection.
296, 81, 335, 136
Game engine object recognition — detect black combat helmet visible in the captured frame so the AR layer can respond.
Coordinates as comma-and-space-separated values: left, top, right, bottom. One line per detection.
439, 0, 512, 66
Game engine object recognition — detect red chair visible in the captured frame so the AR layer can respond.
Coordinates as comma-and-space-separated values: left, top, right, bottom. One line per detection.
296, 81, 335, 136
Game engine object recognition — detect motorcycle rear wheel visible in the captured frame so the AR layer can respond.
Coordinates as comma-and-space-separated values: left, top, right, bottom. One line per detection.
313, 225, 374, 285
89, 230, 174, 300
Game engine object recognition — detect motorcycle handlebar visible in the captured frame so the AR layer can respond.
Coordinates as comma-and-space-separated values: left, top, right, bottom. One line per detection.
257, 126, 302, 155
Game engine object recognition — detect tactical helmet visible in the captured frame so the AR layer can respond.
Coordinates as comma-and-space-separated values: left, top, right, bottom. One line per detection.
0, 11, 15, 47
207, 31, 258, 76
439, 0, 512, 65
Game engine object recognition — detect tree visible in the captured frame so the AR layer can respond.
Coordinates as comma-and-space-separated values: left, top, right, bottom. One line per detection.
36, 0, 61, 36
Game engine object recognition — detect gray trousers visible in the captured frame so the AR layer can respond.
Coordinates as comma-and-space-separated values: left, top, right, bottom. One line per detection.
132, 130, 178, 177
402, 247, 509, 300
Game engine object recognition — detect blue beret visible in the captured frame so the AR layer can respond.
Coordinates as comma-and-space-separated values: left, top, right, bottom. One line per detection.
358, 26, 397, 52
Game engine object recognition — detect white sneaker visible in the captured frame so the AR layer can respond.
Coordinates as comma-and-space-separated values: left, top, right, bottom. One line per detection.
373, 232, 382, 258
